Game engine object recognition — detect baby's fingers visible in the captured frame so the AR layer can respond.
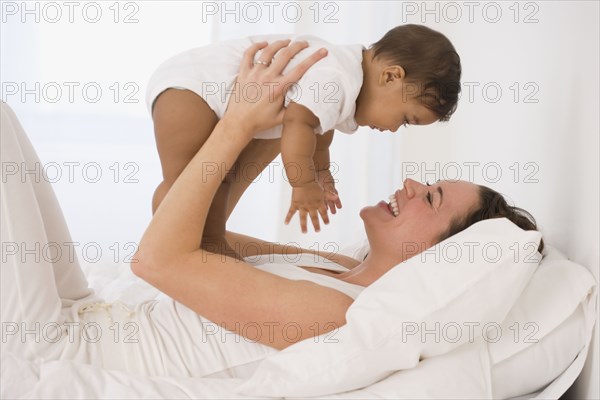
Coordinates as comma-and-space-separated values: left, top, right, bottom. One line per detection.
299, 209, 309, 234
285, 206, 297, 225
327, 199, 337, 215
318, 204, 330, 225
335, 196, 342, 210
308, 208, 321, 233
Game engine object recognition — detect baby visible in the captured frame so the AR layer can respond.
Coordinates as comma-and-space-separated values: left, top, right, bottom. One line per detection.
146, 24, 461, 244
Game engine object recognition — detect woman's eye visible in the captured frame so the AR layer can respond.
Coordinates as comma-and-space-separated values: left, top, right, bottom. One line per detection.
426, 192, 433, 205
426, 181, 432, 186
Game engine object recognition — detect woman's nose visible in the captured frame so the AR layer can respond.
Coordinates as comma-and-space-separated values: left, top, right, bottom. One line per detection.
403, 178, 418, 199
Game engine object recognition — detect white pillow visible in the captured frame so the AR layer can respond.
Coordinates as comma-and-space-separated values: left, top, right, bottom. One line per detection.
488, 245, 597, 399
236, 218, 543, 397
328, 245, 597, 400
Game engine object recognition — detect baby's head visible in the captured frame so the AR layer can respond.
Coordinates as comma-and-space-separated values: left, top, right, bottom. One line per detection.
355, 24, 462, 131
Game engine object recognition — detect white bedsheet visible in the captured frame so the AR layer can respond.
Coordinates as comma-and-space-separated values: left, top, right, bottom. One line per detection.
1, 256, 591, 399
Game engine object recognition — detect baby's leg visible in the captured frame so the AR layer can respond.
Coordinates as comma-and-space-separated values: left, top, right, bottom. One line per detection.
225, 138, 282, 218
151, 88, 219, 213
151, 89, 237, 257
1, 103, 97, 360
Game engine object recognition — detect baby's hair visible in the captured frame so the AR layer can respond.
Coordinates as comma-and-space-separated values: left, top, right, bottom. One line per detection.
370, 24, 462, 122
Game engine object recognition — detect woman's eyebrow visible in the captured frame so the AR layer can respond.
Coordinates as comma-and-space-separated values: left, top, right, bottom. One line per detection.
437, 186, 444, 207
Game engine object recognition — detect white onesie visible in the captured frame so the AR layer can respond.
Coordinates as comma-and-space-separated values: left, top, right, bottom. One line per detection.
145, 34, 365, 139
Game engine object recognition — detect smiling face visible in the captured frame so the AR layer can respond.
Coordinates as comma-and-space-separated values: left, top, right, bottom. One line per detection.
355, 81, 439, 132
359, 179, 480, 262
355, 50, 440, 132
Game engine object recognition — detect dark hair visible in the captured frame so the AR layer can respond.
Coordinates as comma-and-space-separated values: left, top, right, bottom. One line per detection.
370, 24, 462, 122
441, 185, 545, 254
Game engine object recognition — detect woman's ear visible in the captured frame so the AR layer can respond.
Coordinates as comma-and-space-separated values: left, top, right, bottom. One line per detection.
379, 65, 406, 85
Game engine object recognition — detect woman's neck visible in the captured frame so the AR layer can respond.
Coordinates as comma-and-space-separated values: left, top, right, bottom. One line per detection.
338, 252, 400, 286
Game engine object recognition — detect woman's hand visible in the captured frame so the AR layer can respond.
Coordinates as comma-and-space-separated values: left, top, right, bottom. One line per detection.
223, 40, 328, 139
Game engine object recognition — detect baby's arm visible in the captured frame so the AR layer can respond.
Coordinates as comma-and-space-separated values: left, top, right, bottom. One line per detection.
313, 129, 333, 172
281, 102, 329, 233
313, 130, 342, 214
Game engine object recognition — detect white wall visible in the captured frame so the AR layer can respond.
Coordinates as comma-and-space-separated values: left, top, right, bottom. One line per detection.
1, 1, 597, 397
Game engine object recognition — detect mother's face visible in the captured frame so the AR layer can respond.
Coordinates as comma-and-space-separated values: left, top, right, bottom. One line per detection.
359, 179, 480, 260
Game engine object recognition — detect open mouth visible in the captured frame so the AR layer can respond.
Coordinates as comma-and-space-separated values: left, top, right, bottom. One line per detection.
388, 194, 399, 216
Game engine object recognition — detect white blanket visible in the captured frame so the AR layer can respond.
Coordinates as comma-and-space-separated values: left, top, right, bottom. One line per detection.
0, 256, 587, 400
0, 256, 488, 399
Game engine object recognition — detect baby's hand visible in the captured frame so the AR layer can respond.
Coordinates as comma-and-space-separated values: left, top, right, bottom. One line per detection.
285, 182, 329, 233
316, 169, 342, 214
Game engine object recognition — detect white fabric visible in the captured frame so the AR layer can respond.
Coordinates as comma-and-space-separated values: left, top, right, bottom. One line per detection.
488, 245, 597, 399
145, 34, 364, 138
236, 218, 543, 397
336, 241, 598, 400
1, 101, 595, 399
246, 251, 352, 272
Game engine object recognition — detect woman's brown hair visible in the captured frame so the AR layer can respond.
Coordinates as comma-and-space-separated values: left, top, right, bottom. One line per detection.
370, 24, 462, 122
441, 185, 545, 254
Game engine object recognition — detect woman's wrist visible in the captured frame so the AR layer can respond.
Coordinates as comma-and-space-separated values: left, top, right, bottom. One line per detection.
214, 116, 255, 149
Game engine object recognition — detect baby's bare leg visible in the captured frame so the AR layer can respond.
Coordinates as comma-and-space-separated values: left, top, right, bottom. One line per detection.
151, 88, 238, 257
225, 138, 282, 219
152, 88, 218, 211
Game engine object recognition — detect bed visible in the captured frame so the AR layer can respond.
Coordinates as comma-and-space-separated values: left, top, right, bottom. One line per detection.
0, 101, 597, 399
1, 239, 596, 399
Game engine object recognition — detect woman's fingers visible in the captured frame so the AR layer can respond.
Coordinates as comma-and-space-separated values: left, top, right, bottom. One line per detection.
241, 41, 269, 72
282, 47, 328, 86
269, 40, 309, 74
255, 39, 292, 66
226, 40, 328, 136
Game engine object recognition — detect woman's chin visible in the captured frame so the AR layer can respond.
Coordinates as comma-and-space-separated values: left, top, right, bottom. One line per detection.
358, 206, 372, 220
359, 206, 380, 234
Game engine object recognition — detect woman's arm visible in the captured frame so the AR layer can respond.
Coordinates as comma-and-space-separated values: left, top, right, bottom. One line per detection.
135, 42, 313, 263
131, 41, 353, 349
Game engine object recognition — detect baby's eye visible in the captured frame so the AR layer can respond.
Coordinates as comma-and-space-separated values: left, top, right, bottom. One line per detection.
403, 120, 409, 127
426, 181, 432, 186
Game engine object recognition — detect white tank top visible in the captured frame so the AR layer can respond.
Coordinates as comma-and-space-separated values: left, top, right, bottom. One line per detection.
70, 255, 364, 379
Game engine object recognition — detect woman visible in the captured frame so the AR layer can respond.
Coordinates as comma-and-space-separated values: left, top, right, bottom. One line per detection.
1, 41, 542, 380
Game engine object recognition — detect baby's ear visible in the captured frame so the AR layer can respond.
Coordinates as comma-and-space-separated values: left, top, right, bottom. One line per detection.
381, 65, 406, 84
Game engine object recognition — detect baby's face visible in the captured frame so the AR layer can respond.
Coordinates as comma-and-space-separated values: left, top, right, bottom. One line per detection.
354, 80, 439, 133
